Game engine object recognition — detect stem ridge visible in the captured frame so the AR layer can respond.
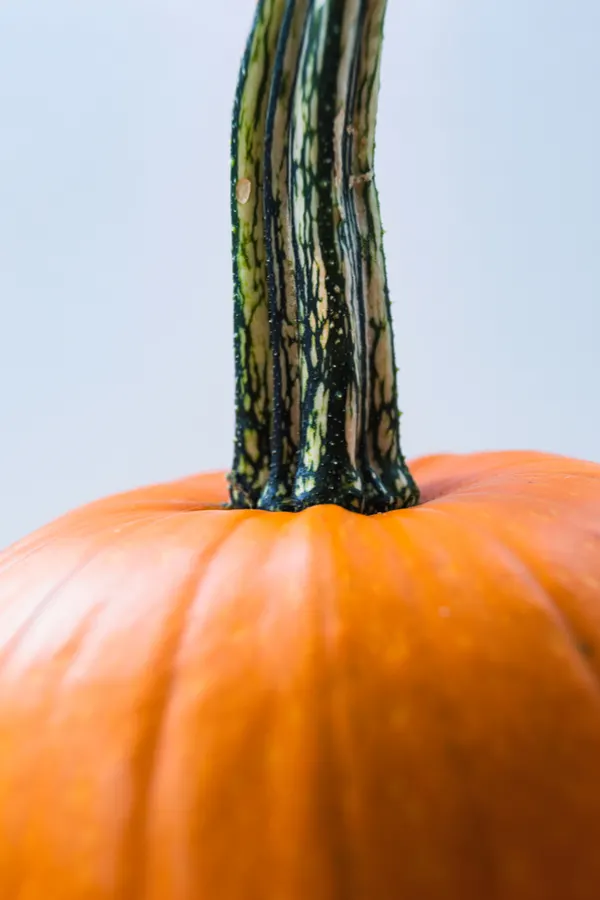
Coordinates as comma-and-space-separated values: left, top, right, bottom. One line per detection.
229, 0, 419, 515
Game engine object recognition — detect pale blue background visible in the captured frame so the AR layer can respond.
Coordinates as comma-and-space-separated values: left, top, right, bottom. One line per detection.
1, 0, 599, 548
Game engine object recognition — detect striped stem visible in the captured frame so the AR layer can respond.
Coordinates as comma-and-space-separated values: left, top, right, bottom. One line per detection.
228, 0, 419, 515
229, 0, 285, 509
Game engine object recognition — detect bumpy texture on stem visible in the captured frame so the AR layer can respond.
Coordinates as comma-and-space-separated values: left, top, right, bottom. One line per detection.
229, 0, 419, 514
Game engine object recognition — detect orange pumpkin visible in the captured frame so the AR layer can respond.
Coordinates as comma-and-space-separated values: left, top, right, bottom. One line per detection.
2, 2, 599, 898
1, 454, 600, 898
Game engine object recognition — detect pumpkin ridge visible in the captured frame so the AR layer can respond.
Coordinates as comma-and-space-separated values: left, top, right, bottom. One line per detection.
414, 464, 600, 505
0, 536, 53, 581
0, 510, 194, 690
117, 514, 250, 900
419, 503, 600, 702
309, 519, 360, 898
0, 528, 135, 675
322, 507, 502, 895
501, 535, 600, 698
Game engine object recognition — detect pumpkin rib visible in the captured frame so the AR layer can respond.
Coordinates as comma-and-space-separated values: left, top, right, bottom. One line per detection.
375, 502, 600, 898
419, 462, 600, 635
0, 512, 189, 678
384, 511, 503, 894
425, 483, 600, 531
422, 478, 600, 526
331, 511, 501, 897
422, 502, 600, 703
118, 514, 251, 900
310, 518, 361, 899
0, 505, 191, 577
0, 543, 113, 675
0, 538, 53, 582
0, 476, 229, 558
487, 510, 600, 682
330, 508, 546, 896
140, 511, 329, 896
411, 451, 600, 505
0, 513, 200, 897
0, 507, 251, 897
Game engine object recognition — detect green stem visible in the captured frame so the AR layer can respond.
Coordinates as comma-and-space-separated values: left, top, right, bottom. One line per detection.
228, 0, 419, 515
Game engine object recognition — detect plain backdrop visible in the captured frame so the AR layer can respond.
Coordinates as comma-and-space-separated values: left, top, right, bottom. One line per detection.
1, 0, 599, 549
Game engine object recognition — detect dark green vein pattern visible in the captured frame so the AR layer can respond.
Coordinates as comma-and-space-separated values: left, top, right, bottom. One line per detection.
229, 0, 419, 515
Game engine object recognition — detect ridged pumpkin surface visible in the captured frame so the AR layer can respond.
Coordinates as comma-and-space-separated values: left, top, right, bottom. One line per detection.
1, 450, 599, 899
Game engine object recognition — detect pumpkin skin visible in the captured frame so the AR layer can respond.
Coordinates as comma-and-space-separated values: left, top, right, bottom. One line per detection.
1, 450, 600, 899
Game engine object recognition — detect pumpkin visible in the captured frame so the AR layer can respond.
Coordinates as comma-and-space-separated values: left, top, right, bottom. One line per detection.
1, 1, 599, 898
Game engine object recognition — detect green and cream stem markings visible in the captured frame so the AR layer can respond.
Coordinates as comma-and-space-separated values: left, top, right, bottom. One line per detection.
228, 0, 419, 514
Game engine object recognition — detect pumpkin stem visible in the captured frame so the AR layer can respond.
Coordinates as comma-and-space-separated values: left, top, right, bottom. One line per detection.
228, 0, 419, 514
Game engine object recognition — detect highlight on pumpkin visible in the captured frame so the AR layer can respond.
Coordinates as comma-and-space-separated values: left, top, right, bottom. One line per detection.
228, 0, 419, 515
